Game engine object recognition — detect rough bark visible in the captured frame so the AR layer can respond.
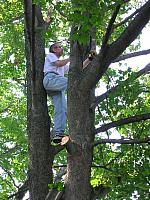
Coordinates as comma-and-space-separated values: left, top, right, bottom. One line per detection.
66, 87, 95, 200
63, 40, 94, 199
64, 1, 150, 199
24, 2, 53, 199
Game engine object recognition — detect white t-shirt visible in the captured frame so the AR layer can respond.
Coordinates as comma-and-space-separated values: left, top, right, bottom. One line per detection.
43, 53, 69, 77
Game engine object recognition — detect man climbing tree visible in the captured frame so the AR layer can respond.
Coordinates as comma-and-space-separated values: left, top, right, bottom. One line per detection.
43, 42, 70, 144
43, 42, 96, 144
0, 0, 149, 199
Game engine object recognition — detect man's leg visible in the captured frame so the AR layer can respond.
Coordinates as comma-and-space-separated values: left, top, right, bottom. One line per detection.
43, 73, 68, 143
51, 91, 67, 143
43, 73, 67, 91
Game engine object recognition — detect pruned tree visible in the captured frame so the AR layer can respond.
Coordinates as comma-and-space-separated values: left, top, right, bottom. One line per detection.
0, 0, 150, 199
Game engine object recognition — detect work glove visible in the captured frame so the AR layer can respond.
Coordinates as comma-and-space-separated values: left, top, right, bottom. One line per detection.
88, 50, 97, 61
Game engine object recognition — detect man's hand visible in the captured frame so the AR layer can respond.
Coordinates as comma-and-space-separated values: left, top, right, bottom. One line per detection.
88, 50, 97, 61
83, 50, 97, 69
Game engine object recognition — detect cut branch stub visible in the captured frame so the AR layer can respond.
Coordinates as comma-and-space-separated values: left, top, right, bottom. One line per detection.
61, 136, 70, 146
61, 136, 82, 156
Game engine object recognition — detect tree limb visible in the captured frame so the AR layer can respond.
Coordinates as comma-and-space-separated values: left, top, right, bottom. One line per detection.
106, 0, 150, 64
53, 164, 112, 170
94, 137, 150, 146
95, 113, 150, 134
1, 166, 19, 189
8, 180, 28, 200
91, 62, 150, 109
80, 0, 150, 91
113, 49, 150, 62
51, 143, 65, 156
101, 4, 121, 50
51, 2, 68, 19
114, 6, 143, 29
44, 7, 53, 29
34, 5, 43, 24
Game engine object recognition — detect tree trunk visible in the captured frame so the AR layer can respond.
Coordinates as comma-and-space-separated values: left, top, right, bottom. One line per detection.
66, 71, 95, 199
24, 2, 53, 199
27, 31, 53, 200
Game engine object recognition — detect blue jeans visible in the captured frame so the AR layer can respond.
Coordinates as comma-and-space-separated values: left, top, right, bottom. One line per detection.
43, 73, 67, 136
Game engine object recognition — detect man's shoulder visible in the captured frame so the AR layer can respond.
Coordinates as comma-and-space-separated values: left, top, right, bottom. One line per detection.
46, 53, 58, 62
47, 52, 57, 58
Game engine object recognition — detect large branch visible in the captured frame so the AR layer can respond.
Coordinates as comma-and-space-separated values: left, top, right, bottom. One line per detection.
113, 49, 150, 62
80, 0, 150, 90
91, 62, 150, 109
95, 113, 150, 134
106, 0, 150, 63
94, 137, 150, 146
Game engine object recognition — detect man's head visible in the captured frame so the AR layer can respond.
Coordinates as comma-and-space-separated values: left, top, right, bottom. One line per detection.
49, 42, 63, 57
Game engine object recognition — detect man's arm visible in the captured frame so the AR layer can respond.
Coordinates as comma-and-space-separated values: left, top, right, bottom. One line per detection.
55, 57, 90, 69
54, 58, 70, 67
